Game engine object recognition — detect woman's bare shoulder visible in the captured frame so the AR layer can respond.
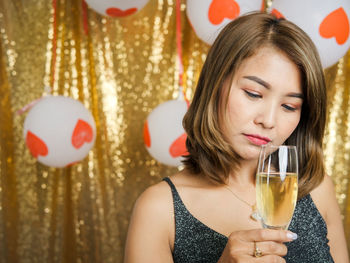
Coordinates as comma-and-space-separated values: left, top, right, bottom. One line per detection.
124, 176, 177, 259
310, 174, 335, 199
168, 170, 213, 188
131, 170, 213, 226
135, 178, 173, 211
310, 176, 349, 262
125, 175, 181, 263
310, 174, 337, 222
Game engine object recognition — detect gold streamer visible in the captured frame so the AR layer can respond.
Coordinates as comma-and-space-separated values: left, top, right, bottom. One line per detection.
0, 23, 19, 263
324, 53, 350, 252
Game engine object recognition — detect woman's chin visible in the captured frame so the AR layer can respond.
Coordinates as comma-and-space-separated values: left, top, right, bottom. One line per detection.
237, 150, 260, 162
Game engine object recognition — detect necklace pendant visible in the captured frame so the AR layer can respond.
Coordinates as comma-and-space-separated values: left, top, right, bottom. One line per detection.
250, 204, 260, 221
251, 211, 260, 221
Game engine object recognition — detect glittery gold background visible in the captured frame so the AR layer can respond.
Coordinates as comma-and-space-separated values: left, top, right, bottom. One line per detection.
0, 0, 348, 262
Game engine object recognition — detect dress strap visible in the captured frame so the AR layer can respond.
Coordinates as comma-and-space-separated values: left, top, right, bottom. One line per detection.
162, 177, 182, 203
163, 176, 175, 189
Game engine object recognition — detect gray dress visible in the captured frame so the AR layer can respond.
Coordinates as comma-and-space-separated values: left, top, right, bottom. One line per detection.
163, 177, 334, 263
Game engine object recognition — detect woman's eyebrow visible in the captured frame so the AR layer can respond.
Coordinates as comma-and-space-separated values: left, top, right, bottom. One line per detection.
243, 75, 303, 99
287, 93, 303, 99
243, 75, 270, 89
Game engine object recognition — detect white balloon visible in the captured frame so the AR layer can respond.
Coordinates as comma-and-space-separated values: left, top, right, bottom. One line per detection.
270, 0, 350, 68
144, 99, 188, 167
186, 0, 264, 45
23, 96, 96, 168
85, 0, 150, 17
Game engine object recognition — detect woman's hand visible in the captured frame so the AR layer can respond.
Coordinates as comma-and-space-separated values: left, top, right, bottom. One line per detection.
217, 229, 297, 263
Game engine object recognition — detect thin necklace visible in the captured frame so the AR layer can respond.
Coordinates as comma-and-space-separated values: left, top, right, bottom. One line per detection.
224, 185, 260, 221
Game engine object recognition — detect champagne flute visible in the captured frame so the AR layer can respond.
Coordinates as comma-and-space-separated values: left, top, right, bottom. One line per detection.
256, 145, 298, 230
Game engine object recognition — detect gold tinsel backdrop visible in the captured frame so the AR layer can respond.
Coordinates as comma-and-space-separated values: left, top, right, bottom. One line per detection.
0, 0, 349, 262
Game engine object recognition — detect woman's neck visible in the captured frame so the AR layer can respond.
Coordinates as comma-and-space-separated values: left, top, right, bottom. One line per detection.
227, 159, 258, 187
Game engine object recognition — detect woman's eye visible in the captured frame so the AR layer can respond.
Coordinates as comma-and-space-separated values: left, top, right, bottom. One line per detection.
282, 104, 297, 112
244, 90, 261, 98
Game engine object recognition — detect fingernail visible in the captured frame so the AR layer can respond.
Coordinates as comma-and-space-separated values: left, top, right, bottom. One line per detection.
286, 232, 298, 240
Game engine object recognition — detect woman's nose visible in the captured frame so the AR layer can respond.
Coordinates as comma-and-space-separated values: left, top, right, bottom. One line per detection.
254, 104, 276, 129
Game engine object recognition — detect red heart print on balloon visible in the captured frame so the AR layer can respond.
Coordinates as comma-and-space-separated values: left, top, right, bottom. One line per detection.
271, 8, 284, 19
169, 133, 188, 158
71, 119, 93, 149
143, 121, 151, 148
26, 130, 49, 158
319, 7, 350, 45
208, 0, 240, 25
66, 161, 79, 167
106, 7, 137, 17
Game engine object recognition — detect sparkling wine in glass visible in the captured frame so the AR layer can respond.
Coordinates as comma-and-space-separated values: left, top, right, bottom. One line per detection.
256, 145, 298, 230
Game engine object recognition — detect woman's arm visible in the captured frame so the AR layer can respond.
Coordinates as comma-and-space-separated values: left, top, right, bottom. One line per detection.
124, 182, 174, 263
311, 175, 349, 263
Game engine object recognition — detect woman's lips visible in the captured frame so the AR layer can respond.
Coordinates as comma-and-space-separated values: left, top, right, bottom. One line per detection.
244, 134, 271, 146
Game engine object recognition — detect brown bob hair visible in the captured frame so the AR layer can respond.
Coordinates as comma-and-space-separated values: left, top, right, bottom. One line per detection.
182, 12, 326, 199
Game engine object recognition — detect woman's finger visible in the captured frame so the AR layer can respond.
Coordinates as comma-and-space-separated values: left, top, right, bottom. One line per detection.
251, 240, 288, 257
222, 229, 295, 262
252, 254, 286, 263
232, 228, 297, 243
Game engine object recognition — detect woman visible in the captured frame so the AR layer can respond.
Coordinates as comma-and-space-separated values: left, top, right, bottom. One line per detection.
124, 12, 349, 262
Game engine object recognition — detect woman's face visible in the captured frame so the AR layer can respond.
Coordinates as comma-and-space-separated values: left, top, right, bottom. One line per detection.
220, 46, 303, 161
